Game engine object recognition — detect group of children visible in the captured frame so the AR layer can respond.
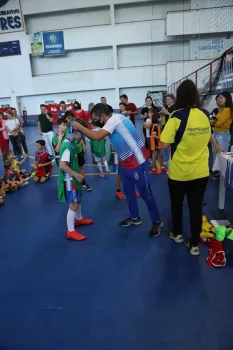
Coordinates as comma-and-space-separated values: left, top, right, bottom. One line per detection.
0, 138, 54, 205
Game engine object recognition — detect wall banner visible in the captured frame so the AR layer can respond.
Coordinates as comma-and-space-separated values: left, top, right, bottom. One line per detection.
30, 32, 43, 55
43, 31, 65, 56
199, 39, 225, 51
0, 0, 24, 34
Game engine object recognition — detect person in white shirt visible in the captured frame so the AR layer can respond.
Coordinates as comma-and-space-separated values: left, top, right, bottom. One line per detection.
5, 110, 22, 157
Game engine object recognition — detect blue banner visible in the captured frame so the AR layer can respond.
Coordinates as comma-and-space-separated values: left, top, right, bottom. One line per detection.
43, 31, 65, 56
0, 40, 21, 56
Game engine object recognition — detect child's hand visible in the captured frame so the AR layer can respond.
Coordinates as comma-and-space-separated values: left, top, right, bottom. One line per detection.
58, 133, 64, 141
74, 173, 84, 182
37, 163, 44, 168
31, 163, 37, 170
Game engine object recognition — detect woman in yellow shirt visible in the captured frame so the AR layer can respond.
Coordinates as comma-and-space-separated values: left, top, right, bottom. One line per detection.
212, 92, 233, 151
160, 80, 225, 256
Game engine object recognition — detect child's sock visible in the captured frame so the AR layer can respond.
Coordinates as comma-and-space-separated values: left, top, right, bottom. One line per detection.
67, 209, 75, 231
75, 204, 82, 220
103, 160, 110, 172
97, 161, 103, 174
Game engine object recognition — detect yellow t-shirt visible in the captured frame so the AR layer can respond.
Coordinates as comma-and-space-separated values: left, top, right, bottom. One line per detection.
13, 159, 19, 172
160, 107, 211, 181
214, 107, 232, 132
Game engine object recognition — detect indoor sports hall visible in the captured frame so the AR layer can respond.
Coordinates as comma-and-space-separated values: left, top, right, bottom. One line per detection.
0, 1, 233, 349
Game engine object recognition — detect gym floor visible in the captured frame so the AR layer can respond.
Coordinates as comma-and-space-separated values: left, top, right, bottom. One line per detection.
0, 124, 233, 350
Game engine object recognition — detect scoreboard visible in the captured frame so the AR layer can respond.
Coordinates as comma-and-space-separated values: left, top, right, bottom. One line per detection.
0, 40, 21, 57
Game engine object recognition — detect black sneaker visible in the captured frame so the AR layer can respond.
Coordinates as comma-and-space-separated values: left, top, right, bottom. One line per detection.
119, 217, 142, 227
185, 241, 200, 256
149, 221, 163, 237
82, 183, 92, 191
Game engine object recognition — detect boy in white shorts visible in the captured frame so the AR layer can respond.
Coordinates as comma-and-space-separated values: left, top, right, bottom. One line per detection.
90, 122, 110, 177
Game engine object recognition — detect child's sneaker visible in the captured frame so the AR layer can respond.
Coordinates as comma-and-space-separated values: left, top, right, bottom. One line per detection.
152, 169, 161, 175
116, 191, 126, 200
22, 181, 29, 187
82, 183, 92, 191
100, 172, 105, 178
66, 230, 87, 241
161, 167, 168, 173
136, 192, 140, 197
75, 218, 94, 226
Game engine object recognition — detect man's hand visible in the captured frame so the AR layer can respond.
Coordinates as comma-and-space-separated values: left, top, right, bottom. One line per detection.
74, 173, 84, 182
127, 111, 132, 114
73, 120, 82, 130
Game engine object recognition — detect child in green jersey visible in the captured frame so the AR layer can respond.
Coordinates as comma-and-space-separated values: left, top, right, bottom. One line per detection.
59, 121, 93, 241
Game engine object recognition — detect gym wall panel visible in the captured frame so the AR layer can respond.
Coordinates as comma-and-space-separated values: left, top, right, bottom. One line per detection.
116, 66, 166, 87
166, 60, 212, 86
21, 0, 172, 15
117, 42, 190, 68
31, 47, 113, 76
25, 6, 111, 34
119, 86, 166, 106
115, 0, 190, 23
191, 0, 233, 9
167, 6, 233, 36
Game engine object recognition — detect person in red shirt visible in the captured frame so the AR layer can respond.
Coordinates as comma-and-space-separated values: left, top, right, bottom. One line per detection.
120, 94, 138, 126
31, 139, 53, 183
73, 101, 88, 121
86, 103, 95, 128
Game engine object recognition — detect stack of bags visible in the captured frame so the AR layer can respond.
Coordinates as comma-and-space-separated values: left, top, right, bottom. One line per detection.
200, 216, 233, 267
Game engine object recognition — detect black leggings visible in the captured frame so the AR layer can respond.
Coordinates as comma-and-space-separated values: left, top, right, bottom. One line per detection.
9, 135, 22, 156
168, 177, 208, 246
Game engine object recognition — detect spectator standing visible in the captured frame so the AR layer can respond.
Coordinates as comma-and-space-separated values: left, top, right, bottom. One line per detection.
211, 92, 233, 151
86, 103, 95, 126
58, 101, 67, 118
141, 96, 157, 149
160, 80, 225, 256
12, 108, 28, 157
0, 112, 9, 155
5, 110, 22, 157
119, 102, 131, 119
100, 97, 114, 114
38, 104, 54, 157
160, 94, 176, 130
73, 101, 88, 121
120, 94, 138, 126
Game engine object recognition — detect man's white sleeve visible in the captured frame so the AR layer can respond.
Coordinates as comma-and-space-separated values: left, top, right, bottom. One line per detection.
61, 149, 70, 162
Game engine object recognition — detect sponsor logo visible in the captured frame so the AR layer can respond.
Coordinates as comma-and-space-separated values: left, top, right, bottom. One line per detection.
50, 34, 57, 44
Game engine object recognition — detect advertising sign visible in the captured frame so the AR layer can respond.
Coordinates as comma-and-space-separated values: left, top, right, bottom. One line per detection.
30, 32, 43, 55
43, 31, 65, 56
0, 39, 20, 56
0, 0, 24, 34
199, 39, 225, 51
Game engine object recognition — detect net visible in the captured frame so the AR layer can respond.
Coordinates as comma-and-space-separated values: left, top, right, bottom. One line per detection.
146, 90, 167, 108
